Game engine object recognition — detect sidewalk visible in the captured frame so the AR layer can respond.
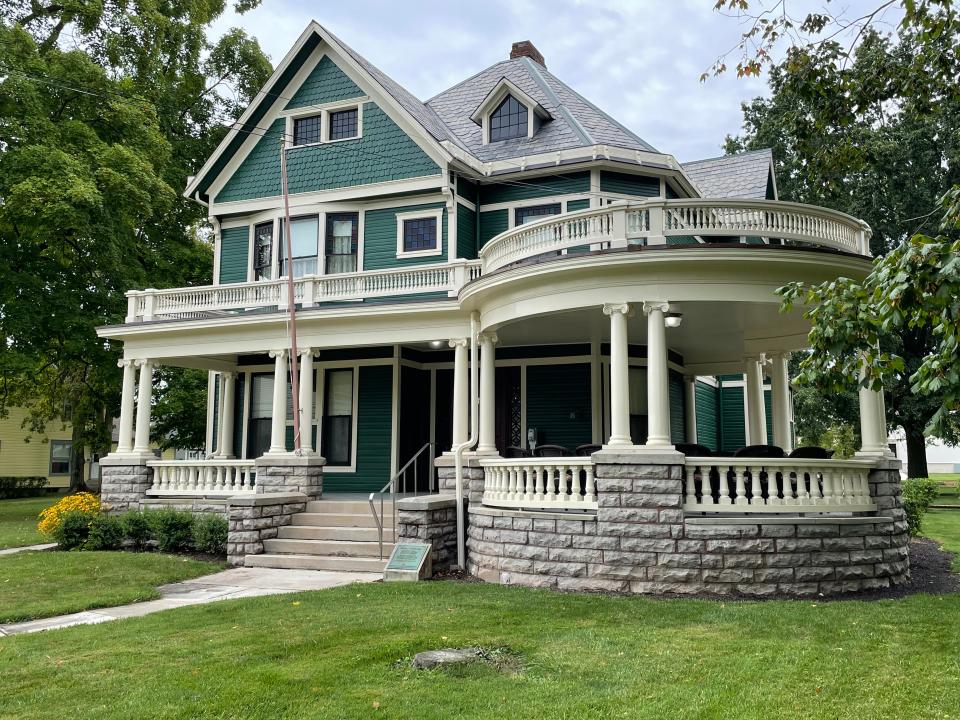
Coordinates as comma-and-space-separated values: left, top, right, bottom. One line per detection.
0, 543, 57, 556
0, 566, 378, 636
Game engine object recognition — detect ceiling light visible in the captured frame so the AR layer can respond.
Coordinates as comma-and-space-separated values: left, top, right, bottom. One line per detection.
430, 340, 444, 348
664, 312, 683, 328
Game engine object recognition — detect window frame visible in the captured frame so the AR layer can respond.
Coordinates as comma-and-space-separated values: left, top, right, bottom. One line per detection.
49, 439, 72, 476
514, 203, 563, 226
252, 221, 274, 281
286, 102, 364, 148
489, 94, 529, 142
319, 367, 360, 472
278, 214, 320, 278
325, 212, 360, 274
395, 208, 444, 259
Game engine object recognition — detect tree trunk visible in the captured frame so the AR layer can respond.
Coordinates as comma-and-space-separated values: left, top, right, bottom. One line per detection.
904, 424, 929, 479
69, 420, 89, 493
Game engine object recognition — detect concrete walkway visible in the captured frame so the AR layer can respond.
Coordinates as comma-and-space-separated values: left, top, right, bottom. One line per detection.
0, 543, 57, 556
0, 566, 379, 637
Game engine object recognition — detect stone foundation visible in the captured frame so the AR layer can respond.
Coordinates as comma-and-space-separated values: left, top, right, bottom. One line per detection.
226, 492, 308, 566
465, 451, 910, 596
397, 494, 459, 571
139, 497, 228, 516
99, 457, 153, 513
436, 455, 484, 503
254, 454, 324, 497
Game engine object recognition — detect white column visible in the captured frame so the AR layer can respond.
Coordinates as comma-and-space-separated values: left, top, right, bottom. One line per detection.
449, 338, 469, 449
132, 359, 154, 454
268, 349, 288, 454
745, 356, 767, 445
770, 353, 792, 452
298, 348, 315, 454
603, 303, 633, 447
116, 359, 137, 454
477, 332, 498, 454
643, 301, 672, 447
218, 371, 236, 458
683, 375, 698, 444
857, 359, 886, 455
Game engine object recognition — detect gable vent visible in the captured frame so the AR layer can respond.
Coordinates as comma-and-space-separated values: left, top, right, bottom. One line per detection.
510, 41, 545, 67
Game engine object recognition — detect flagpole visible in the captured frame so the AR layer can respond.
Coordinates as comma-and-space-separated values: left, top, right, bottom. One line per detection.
279, 136, 302, 454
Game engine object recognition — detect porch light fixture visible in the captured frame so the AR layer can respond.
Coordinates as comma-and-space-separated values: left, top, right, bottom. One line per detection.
664, 312, 683, 328
430, 340, 444, 348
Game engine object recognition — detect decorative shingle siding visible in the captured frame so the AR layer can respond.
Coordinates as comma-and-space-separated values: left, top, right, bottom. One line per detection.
363, 203, 447, 270
478, 209, 508, 247
669, 370, 686, 444
218, 226, 249, 284
566, 198, 590, 212
216, 103, 441, 203
599, 171, 659, 197
526, 363, 592, 450
695, 380, 719, 451
284, 55, 363, 109
457, 203, 477, 259
479, 171, 590, 205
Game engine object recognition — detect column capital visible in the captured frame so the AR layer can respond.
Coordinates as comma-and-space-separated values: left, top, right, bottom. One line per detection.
117, 358, 136, 369
641, 300, 670, 315
298, 347, 315, 359
268, 348, 288, 360
602, 302, 631, 317
133, 358, 153, 369
221, 370, 237, 381
478, 331, 498, 345
448, 338, 468, 349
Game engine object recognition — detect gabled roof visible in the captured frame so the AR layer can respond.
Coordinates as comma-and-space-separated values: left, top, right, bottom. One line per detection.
682, 148, 776, 199
426, 56, 658, 162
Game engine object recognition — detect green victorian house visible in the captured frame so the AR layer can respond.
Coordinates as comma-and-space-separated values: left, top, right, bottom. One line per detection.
98, 22, 908, 596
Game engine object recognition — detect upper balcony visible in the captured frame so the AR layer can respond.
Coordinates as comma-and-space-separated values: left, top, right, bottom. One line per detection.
123, 198, 872, 323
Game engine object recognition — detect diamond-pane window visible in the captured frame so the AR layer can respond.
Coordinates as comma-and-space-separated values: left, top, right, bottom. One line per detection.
490, 95, 528, 141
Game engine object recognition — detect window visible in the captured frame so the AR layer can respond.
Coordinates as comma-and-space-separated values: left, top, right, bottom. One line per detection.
279, 216, 319, 277
293, 114, 322, 146
325, 213, 359, 274
628, 366, 648, 444
490, 95, 528, 141
402, 217, 437, 253
253, 222, 273, 280
50, 440, 72, 475
248, 374, 274, 459
321, 369, 354, 466
328, 108, 358, 140
515, 203, 562, 225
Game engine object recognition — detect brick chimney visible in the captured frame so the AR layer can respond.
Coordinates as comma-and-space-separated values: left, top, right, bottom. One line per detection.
510, 41, 545, 67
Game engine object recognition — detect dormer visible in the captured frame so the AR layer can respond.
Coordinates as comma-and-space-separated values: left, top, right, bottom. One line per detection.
470, 77, 551, 145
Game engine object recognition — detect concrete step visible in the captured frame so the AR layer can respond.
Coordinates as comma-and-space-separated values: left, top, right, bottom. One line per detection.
278, 525, 388, 542
262, 538, 394, 558
244, 553, 388, 573
290, 512, 390, 528
306, 499, 392, 514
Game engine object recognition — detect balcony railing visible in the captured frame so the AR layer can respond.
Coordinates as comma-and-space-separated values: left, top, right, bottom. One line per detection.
479, 199, 872, 273
682, 457, 877, 514
146, 459, 256, 496
125, 260, 482, 322
480, 457, 597, 511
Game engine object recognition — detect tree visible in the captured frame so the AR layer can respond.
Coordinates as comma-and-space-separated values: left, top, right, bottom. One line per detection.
0, 3, 272, 489
152, 367, 210, 452
715, 2, 960, 477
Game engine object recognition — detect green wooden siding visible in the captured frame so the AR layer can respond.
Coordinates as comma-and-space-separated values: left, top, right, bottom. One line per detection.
219, 226, 249, 284
718, 383, 746, 454
363, 203, 447, 270
457, 176, 478, 203
284, 55, 363, 109
324, 365, 393, 492
217, 103, 440, 203
669, 371, 686, 444
478, 209, 508, 247
232, 375, 245, 457
480, 172, 590, 205
599, 171, 659, 197
765, 388, 774, 445
526, 364, 592, 450
457, 203, 477, 259
210, 378, 219, 452
695, 380, 719, 451
566, 198, 590, 211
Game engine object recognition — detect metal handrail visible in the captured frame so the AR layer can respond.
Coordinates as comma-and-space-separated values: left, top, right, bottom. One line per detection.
368, 442, 436, 559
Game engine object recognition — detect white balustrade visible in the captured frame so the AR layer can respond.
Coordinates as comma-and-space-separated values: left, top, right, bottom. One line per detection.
480, 458, 597, 511
682, 457, 876, 513
147, 459, 256, 496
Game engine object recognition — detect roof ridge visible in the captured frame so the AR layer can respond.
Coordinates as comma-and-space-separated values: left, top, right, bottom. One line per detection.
520, 57, 593, 145
683, 147, 773, 165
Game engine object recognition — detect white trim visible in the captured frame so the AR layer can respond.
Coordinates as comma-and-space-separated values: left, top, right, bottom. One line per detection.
390, 346, 400, 480
455, 196, 477, 212
590, 340, 602, 444
357, 209, 366, 272
212, 224, 222, 286
395, 208, 444, 259
471, 78, 550, 146
205, 371, 216, 454
316, 364, 361, 473
284, 99, 364, 149
277, 95, 370, 117
241, 370, 252, 459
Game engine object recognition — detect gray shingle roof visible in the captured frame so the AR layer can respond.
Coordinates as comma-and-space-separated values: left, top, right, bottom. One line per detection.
682, 148, 774, 199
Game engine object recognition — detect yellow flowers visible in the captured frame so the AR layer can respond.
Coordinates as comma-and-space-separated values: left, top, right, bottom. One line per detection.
37, 492, 101, 536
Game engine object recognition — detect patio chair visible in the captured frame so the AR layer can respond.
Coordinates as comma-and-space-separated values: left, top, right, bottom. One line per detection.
675, 443, 713, 457
574, 443, 602, 456
788, 446, 835, 459
504, 446, 531, 458
532, 444, 571, 457
733, 444, 786, 458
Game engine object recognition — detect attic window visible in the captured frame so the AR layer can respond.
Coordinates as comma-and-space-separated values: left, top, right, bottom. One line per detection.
490, 95, 528, 141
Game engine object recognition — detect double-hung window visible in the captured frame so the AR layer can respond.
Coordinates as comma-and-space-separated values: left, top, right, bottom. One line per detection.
321, 369, 354, 466
514, 203, 562, 226
325, 213, 359, 274
291, 107, 360, 146
253, 222, 273, 280
279, 216, 319, 277
248, 374, 274, 458
49, 440, 72, 475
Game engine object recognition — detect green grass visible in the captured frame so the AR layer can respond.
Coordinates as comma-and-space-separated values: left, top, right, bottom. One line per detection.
922, 509, 960, 571
0, 551, 224, 623
0, 496, 58, 549
1, 582, 960, 719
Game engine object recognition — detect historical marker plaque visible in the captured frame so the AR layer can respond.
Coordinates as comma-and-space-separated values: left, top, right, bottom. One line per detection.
384, 542, 432, 581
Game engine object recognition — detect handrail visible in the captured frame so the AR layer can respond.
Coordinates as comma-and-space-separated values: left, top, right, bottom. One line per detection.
368, 441, 436, 559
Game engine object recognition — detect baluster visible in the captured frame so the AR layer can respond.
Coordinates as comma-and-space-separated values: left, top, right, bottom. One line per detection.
745, 466, 756, 505
767, 467, 781, 505
508, 467, 519, 500
821, 469, 836, 505
719, 465, 734, 505
584, 465, 596, 503
856, 470, 869, 504
807, 468, 821, 505
544, 464, 556, 502
839, 471, 853, 504
685, 466, 697, 506
734, 465, 748, 505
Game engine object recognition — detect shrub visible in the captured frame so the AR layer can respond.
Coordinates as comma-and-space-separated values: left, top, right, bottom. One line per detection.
902, 477, 940, 536
192, 514, 228, 555
150, 509, 195, 553
38, 492, 100, 538
0, 476, 48, 499
121, 511, 153, 550
86, 514, 124, 550
54, 510, 93, 550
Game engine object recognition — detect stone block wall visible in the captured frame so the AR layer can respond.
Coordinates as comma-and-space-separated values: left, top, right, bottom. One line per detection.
226, 492, 308, 566
139, 497, 228, 516
100, 459, 153, 513
466, 452, 910, 596
396, 494, 458, 571
436, 457, 484, 504
254, 455, 324, 497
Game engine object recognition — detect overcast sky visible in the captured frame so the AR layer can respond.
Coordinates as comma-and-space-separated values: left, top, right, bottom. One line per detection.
211, 0, 902, 162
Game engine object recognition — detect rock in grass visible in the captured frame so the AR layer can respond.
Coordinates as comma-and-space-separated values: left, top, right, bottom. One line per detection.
411, 647, 485, 669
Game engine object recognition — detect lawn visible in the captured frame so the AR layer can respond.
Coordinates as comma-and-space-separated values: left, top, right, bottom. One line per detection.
922, 510, 960, 571
0, 496, 58, 549
933, 474, 960, 506
1, 581, 959, 720
0, 551, 224, 623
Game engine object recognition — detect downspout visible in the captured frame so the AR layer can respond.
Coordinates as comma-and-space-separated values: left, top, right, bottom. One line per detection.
452, 311, 480, 569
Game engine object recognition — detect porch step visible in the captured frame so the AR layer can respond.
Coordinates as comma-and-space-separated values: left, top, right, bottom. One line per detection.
305, 499, 392, 514
244, 553, 388, 573
278, 525, 386, 542
290, 512, 386, 528
262, 538, 394, 558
